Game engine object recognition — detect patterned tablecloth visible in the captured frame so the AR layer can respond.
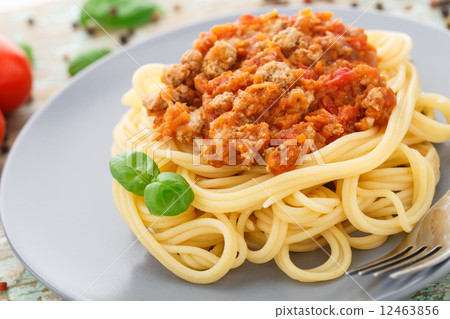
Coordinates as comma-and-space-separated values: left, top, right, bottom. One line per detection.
0, 0, 449, 301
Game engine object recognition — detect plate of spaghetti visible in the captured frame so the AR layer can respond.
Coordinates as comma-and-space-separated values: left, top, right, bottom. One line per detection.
1, 6, 450, 301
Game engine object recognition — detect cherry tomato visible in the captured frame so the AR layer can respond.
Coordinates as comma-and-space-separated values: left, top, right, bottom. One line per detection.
0, 35, 32, 114
0, 110, 6, 146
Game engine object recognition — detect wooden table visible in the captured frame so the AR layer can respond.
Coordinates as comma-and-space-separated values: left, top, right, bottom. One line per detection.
0, 0, 449, 301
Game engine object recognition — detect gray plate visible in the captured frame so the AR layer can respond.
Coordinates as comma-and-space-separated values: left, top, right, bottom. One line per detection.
1, 6, 449, 301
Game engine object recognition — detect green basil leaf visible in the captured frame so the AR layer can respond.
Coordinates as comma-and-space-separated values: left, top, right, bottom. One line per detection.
68, 48, 111, 76
110, 151, 160, 196
144, 172, 194, 216
80, 0, 160, 29
17, 43, 34, 66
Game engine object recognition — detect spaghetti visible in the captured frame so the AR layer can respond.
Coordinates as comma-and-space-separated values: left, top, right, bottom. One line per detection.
110, 12, 450, 283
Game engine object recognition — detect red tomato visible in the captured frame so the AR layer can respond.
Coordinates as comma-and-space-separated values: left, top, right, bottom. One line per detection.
346, 37, 368, 51
0, 35, 32, 114
325, 67, 356, 88
238, 14, 256, 25
0, 281, 8, 292
0, 110, 6, 145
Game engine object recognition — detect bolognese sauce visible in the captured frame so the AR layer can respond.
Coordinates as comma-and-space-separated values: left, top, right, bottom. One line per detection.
144, 9, 396, 174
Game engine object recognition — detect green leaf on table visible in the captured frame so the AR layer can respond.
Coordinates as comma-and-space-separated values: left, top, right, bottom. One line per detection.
80, 0, 161, 30
144, 172, 194, 216
68, 48, 111, 76
109, 151, 160, 196
17, 43, 34, 66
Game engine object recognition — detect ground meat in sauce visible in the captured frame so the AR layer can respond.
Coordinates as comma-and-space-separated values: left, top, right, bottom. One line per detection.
162, 64, 190, 87
202, 40, 237, 79
273, 27, 302, 54
144, 91, 167, 115
254, 61, 294, 88
148, 9, 397, 174
171, 84, 198, 104
203, 91, 235, 122
181, 49, 203, 73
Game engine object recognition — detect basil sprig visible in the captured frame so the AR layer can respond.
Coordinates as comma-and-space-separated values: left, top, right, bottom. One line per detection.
68, 48, 111, 76
80, 0, 160, 30
109, 151, 159, 196
109, 151, 194, 216
17, 43, 34, 66
144, 173, 195, 216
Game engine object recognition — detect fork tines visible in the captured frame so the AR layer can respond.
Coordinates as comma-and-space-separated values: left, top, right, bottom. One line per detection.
348, 245, 446, 279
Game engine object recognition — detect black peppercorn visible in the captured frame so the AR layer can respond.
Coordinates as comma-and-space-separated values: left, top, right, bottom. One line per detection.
120, 34, 128, 45
375, 2, 384, 10
86, 27, 96, 36
442, 4, 449, 17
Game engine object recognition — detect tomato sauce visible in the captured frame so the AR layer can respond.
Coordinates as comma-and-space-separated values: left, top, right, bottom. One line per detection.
146, 9, 396, 174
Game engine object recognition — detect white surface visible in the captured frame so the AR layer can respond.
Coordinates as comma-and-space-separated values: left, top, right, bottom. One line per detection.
0, 0, 65, 13
1, 6, 449, 301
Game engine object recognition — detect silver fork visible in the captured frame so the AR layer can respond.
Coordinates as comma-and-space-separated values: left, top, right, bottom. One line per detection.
348, 190, 450, 279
